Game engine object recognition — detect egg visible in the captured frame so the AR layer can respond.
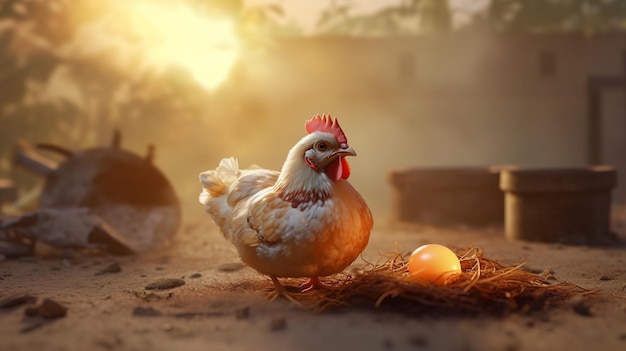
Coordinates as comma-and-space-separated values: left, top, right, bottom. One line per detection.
407, 244, 461, 285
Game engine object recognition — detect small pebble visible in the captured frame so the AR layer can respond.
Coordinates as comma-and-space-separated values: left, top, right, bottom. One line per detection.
599, 275, 614, 281
95, 262, 122, 276
218, 262, 245, 272
25, 298, 67, 319
235, 306, 250, 320
145, 278, 185, 290
19, 322, 47, 334
571, 299, 593, 317
39, 299, 68, 318
408, 335, 428, 348
0, 294, 37, 308
270, 317, 287, 331
132, 306, 161, 317
188, 273, 202, 279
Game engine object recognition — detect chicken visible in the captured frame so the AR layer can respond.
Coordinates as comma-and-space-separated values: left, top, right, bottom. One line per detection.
199, 114, 373, 299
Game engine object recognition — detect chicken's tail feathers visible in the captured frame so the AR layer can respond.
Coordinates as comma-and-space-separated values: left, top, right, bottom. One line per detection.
199, 157, 241, 202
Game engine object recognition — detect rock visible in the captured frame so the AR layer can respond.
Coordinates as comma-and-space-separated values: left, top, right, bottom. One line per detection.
235, 306, 250, 320
217, 262, 245, 272
269, 317, 287, 331
39, 299, 68, 318
132, 306, 161, 317
25, 298, 67, 318
571, 297, 593, 317
0, 294, 37, 308
95, 262, 122, 275
188, 273, 202, 279
144, 278, 185, 290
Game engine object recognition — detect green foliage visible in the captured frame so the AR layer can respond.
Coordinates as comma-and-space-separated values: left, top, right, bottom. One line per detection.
475, 0, 626, 33
316, 0, 626, 35
317, 0, 452, 36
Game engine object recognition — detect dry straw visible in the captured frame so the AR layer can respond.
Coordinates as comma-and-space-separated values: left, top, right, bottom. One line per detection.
272, 247, 592, 315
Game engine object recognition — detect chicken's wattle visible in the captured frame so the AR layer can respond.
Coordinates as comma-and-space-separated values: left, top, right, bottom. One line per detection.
327, 157, 351, 181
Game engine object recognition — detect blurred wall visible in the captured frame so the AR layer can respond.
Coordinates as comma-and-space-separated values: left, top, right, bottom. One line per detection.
210, 33, 626, 219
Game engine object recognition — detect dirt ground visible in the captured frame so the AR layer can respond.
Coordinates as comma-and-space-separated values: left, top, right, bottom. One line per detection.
1, 213, 626, 351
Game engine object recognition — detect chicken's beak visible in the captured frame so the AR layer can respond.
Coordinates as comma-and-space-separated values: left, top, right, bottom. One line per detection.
335, 146, 357, 157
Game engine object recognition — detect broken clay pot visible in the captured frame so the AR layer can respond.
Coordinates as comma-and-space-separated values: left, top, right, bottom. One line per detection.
12, 131, 181, 252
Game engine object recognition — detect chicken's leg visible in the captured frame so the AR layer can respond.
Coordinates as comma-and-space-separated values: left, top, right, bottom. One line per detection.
268, 276, 300, 305
299, 277, 324, 292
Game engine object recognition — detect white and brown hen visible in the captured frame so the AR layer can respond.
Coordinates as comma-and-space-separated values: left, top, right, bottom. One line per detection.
199, 114, 373, 299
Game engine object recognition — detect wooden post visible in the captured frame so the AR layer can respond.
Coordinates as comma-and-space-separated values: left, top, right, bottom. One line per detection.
587, 79, 601, 164
586, 76, 626, 165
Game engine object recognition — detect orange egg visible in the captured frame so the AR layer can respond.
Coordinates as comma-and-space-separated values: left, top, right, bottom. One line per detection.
407, 244, 461, 285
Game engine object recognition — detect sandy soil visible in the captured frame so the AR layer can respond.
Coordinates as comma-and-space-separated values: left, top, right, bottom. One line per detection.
1, 217, 626, 351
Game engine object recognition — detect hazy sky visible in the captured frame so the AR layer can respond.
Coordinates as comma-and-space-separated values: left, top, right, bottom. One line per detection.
246, 0, 489, 32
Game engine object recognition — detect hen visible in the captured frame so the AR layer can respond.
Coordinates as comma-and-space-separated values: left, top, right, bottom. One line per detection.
199, 114, 373, 298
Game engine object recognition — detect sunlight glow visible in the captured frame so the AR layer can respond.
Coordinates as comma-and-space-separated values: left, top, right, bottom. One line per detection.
111, 0, 240, 90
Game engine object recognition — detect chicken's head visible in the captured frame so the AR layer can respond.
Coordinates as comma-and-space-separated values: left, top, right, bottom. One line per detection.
303, 114, 356, 181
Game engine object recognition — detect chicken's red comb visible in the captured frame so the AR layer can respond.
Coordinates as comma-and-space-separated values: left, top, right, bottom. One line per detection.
305, 114, 347, 144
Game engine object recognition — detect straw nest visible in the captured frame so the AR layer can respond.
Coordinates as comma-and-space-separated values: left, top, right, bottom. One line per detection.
266, 247, 592, 315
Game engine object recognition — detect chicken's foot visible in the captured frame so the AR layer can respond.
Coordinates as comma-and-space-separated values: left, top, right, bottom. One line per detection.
298, 277, 325, 293
268, 276, 301, 305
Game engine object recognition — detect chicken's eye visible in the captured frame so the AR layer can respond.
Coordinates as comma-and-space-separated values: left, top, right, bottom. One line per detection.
314, 142, 328, 152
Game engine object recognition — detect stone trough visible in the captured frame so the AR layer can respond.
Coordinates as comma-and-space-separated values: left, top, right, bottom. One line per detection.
389, 165, 618, 245
388, 167, 505, 227
500, 166, 616, 245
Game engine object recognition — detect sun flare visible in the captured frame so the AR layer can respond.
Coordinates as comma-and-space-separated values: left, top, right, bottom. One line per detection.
105, 0, 240, 90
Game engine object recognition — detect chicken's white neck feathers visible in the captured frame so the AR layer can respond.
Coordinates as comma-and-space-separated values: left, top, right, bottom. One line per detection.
274, 133, 334, 206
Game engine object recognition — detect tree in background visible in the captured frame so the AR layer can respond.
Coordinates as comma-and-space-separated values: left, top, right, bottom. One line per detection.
478, 0, 626, 33
317, 0, 452, 36
0, 0, 285, 200
316, 0, 626, 35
